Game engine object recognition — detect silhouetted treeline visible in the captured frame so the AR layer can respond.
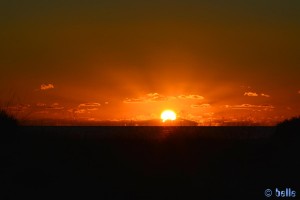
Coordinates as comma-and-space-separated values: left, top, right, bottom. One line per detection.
0, 109, 18, 127
273, 116, 300, 142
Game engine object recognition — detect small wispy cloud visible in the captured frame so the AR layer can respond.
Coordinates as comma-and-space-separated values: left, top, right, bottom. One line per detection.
68, 107, 95, 114
225, 104, 274, 111
40, 83, 54, 90
74, 109, 86, 114
298, 90, 300, 94
244, 91, 270, 97
36, 102, 64, 110
124, 93, 204, 104
46, 103, 64, 110
178, 95, 204, 100
261, 93, 270, 98
46, 106, 64, 110
244, 92, 258, 97
77, 103, 101, 111
124, 93, 170, 103
6, 104, 31, 112
146, 93, 170, 102
36, 103, 46, 107
123, 98, 145, 103
78, 103, 101, 108
191, 103, 211, 108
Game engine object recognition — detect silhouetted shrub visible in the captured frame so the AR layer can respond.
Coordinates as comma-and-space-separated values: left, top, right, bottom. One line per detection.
0, 109, 19, 127
273, 116, 300, 143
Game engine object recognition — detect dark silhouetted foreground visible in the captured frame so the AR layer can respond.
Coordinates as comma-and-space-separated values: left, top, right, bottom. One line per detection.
0, 109, 18, 127
1, 125, 299, 199
274, 116, 300, 141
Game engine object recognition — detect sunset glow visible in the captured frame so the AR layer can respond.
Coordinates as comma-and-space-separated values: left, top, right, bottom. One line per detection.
1, 1, 300, 126
2, 2, 299, 199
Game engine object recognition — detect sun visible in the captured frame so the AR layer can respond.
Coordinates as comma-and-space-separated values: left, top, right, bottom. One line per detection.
161, 110, 177, 122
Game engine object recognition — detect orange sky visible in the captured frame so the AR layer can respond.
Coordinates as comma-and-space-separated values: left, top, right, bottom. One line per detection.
1, 1, 300, 125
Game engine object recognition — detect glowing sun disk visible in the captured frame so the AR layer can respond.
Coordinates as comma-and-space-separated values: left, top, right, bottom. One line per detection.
161, 110, 177, 122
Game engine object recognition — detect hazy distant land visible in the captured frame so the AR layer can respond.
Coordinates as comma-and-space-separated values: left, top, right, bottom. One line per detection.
21, 118, 268, 126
